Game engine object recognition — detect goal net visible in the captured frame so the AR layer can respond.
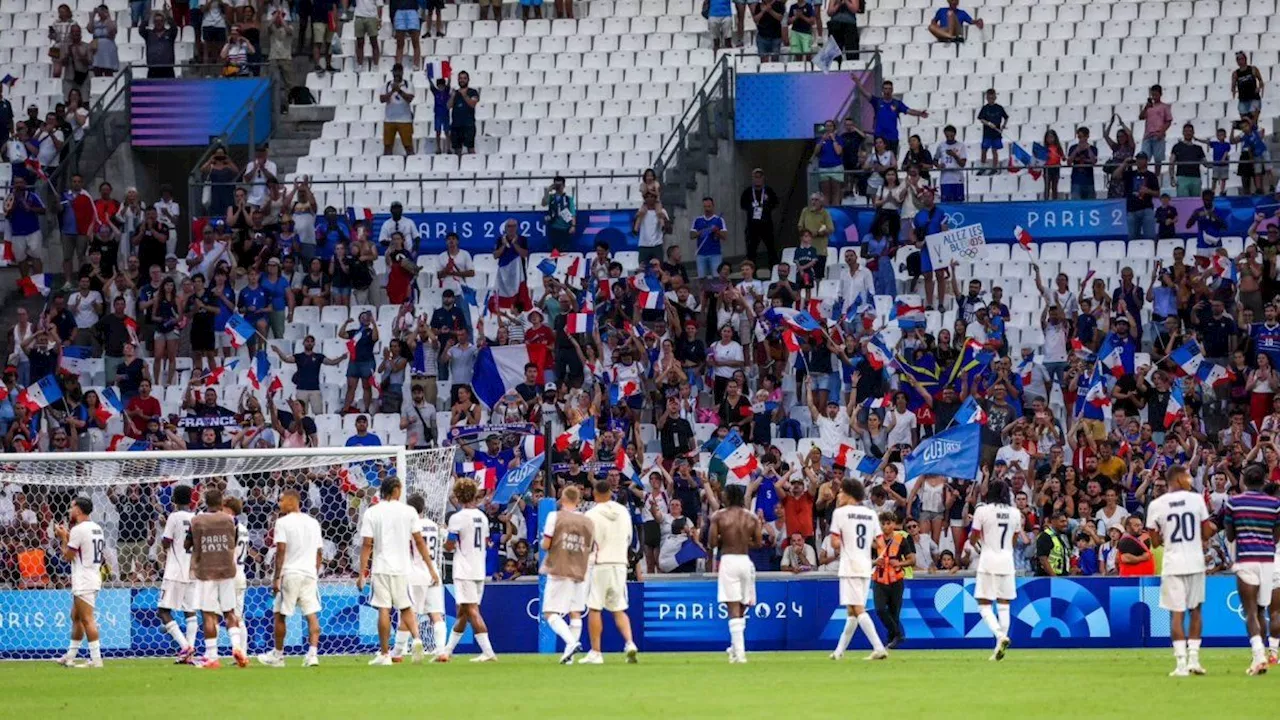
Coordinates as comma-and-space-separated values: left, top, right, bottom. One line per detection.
0, 446, 457, 660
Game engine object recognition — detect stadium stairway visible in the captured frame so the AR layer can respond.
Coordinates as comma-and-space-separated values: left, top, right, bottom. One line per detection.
268, 106, 336, 179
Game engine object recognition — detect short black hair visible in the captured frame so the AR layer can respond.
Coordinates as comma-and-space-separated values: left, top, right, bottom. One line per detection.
1050, 511, 1069, 522
594, 479, 613, 496
407, 493, 426, 515
944, 124, 957, 134
381, 477, 402, 499
985, 480, 1010, 505
725, 484, 746, 508
701, 196, 714, 204
841, 478, 865, 502
173, 485, 193, 507
1243, 462, 1269, 490
73, 496, 93, 516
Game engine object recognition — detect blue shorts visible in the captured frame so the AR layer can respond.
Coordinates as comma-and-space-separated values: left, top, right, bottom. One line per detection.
347, 360, 375, 379
520, 0, 542, 5
919, 245, 934, 273
434, 115, 450, 133
940, 183, 964, 203
393, 9, 420, 31
981, 137, 1003, 150
756, 36, 782, 55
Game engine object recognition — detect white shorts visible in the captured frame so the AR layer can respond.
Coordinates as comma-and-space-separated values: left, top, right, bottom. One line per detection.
235, 587, 246, 619
10, 230, 40, 262
974, 572, 1017, 602
371, 573, 411, 610
708, 15, 731, 41
716, 554, 757, 605
1234, 561, 1275, 606
839, 576, 871, 608
409, 583, 446, 615
159, 579, 197, 612
274, 574, 321, 617
542, 575, 587, 615
587, 565, 628, 612
1159, 572, 1206, 612
197, 578, 238, 615
454, 579, 486, 606
73, 590, 98, 608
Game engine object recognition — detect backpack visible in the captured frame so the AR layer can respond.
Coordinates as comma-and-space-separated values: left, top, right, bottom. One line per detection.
288, 86, 315, 106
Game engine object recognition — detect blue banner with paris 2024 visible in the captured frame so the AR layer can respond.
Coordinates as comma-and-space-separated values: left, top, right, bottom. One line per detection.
903, 423, 981, 481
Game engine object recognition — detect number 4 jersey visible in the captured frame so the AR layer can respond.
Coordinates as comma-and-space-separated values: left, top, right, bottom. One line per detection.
447, 507, 489, 582
971, 503, 1022, 576
830, 504, 881, 578
1147, 490, 1209, 575
67, 520, 104, 594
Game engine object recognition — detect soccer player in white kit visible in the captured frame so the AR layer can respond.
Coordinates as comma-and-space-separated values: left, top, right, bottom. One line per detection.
828, 478, 887, 661
708, 484, 762, 664
1147, 465, 1212, 676
259, 489, 325, 668
441, 478, 498, 662
158, 484, 198, 663
54, 497, 104, 668
969, 479, 1022, 661
357, 477, 434, 666
392, 493, 444, 662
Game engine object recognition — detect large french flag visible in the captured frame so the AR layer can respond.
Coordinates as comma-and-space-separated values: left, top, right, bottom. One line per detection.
555, 417, 597, 452
95, 387, 125, 425
712, 429, 758, 484
225, 313, 256, 349
17, 375, 63, 412
473, 344, 551, 407
60, 346, 93, 375
493, 246, 530, 310
1168, 340, 1204, 377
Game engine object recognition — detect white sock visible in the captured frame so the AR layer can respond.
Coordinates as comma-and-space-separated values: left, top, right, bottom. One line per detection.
230, 627, 244, 654
729, 617, 746, 658
570, 617, 583, 645
857, 612, 885, 653
88, 641, 101, 663
308, 645, 318, 657
1268, 637, 1279, 652
836, 616, 858, 655
432, 621, 447, 652
164, 621, 190, 650
205, 637, 218, 661
547, 615, 575, 647
979, 604, 1002, 636
1188, 638, 1202, 661
394, 630, 411, 654
1250, 635, 1265, 663
996, 604, 1011, 636
66, 639, 81, 659
185, 616, 199, 648
475, 632, 495, 656
445, 630, 464, 654
1173, 639, 1188, 665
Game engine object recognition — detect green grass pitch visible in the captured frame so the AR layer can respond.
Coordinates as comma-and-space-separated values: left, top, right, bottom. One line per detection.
2, 650, 1275, 718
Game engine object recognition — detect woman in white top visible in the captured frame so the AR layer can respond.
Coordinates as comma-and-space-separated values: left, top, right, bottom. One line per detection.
9, 308, 34, 387
1093, 487, 1130, 536
872, 168, 908, 248
907, 474, 951, 546
640, 467, 672, 574
1247, 352, 1277, 432
708, 324, 745, 405
884, 391, 918, 449
864, 136, 896, 196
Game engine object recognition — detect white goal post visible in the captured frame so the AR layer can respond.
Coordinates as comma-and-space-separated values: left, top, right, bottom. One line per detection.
0, 446, 457, 660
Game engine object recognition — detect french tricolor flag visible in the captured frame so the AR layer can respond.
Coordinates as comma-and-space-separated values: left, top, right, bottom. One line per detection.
555, 417, 597, 453
890, 299, 927, 330
954, 395, 988, 425
616, 452, 644, 488
565, 256, 589, 279
632, 275, 664, 310
782, 329, 802, 353
247, 350, 271, 390
95, 387, 125, 425
834, 443, 861, 469
108, 435, 147, 452
204, 359, 239, 386
124, 316, 139, 345
16, 375, 63, 412
1015, 355, 1035, 386
622, 320, 649, 339
866, 331, 897, 371
712, 429, 758, 483
424, 59, 452, 81
1169, 340, 1204, 377
522, 435, 546, 462
457, 461, 498, 490
345, 207, 375, 225
1164, 383, 1185, 427
1196, 361, 1234, 388
225, 313, 256, 349
59, 346, 93, 375
17, 274, 52, 297
1014, 225, 1034, 251
863, 393, 893, 409
609, 380, 641, 405
0, 242, 15, 267
565, 312, 594, 334
1084, 369, 1111, 409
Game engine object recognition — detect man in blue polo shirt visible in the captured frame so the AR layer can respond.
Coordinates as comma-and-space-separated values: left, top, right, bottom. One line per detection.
4, 175, 46, 277
865, 80, 929, 155
272, 335, 345, 415
237, 270, 269, 353
689, 196, 728, 279
928, 0, 984, 43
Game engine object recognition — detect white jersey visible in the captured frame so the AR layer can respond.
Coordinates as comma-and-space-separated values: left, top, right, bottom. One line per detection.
830, 504, 881, 578
67, 520, 104, 593
970, 503, 1022, 575
1146, 490, 1210, 575
409, 516, 443, 586
161, 509, 195, 582
360, 499, 421, 576
447, 507, 489, 581
274, 511, 324, 579
234, 520, 250, 586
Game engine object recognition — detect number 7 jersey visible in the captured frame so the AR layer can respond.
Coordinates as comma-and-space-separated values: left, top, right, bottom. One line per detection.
830, 505, 881, 578
971, 503, 1022, 575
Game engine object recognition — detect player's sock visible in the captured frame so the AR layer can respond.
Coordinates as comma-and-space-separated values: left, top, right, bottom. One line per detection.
432, 621, 447, 652
163, 621, 189, 650
857, 612, 885, 652
1172, 639, 1188, 667
394, 630, 411, 655
836, 616, 858, 655
1268, 637, 1279, 652
996, 604, 1011, 637
307, 645, 318, 658
978, 604, 1002, 636
728, 618, 746, 658
475, 632, 495, 657
1250, 635, 1266, 664
569, 617, 583, 645
445, 630, 464, 654
1188, 638, 1202, 664
185, 616, 199, 648
229, 627, 244, 654
547, 615, 575, 646
205, 638, 218, 661
65, 639, 81, 660
88, 641, 101, 664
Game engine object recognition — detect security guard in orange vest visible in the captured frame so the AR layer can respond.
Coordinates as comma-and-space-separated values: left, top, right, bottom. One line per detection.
872, 511, 916, 649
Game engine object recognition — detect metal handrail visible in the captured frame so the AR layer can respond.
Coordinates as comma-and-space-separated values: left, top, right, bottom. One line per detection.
48, 62, 136, 190
652, 53, 733, 180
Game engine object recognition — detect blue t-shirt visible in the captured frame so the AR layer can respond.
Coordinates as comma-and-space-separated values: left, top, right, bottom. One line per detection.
709, 0, 732, 17
259, 273, 290, 312
347, 325, 376, 362
345, 433, 382, 447
933, 7, 974, 25
1251, 322, 1280, 368
691, 214, 726, 256
292, 351, 324, 391
817, 136, 841, 168
755, 476, 780, 521
1208, 140, 1231, 162
432, 86, 451, 119
238, 285, 269, 324
913, 208, 944, 236
6, 190, 44, 236
870, 97, 911, 141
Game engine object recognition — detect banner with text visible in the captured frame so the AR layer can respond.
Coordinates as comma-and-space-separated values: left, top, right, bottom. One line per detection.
364, 209, 639, 256
925, 224, 987, 267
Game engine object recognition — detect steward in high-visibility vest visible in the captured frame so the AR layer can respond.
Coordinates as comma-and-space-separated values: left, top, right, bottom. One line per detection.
872, 512, 915, 649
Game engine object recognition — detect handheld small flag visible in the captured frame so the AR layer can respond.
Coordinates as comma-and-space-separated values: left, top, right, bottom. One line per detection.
224, 313, 256, 349
95, 387, 125, 425
954, 395, 988, 425
59, 346, 93, 375
1014, 226, 1034, 251
1169, 340, 1204, 377
204, 359, 239, 386
16, 375, 63, 412
711, 430, 758, 483
1164, 383, 1185, 427
565, 312, 594, 335
17, 274, 52, 297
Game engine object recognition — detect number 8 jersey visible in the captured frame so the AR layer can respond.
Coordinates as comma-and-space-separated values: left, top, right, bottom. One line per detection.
447, 507, 489, 582
830, 505, 881, 578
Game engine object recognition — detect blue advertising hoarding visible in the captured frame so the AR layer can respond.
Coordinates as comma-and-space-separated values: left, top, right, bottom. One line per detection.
0, 576, 1253, 658
131, 78, 273, 147
735, 72, 877, 141
367, 208, 639, 256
